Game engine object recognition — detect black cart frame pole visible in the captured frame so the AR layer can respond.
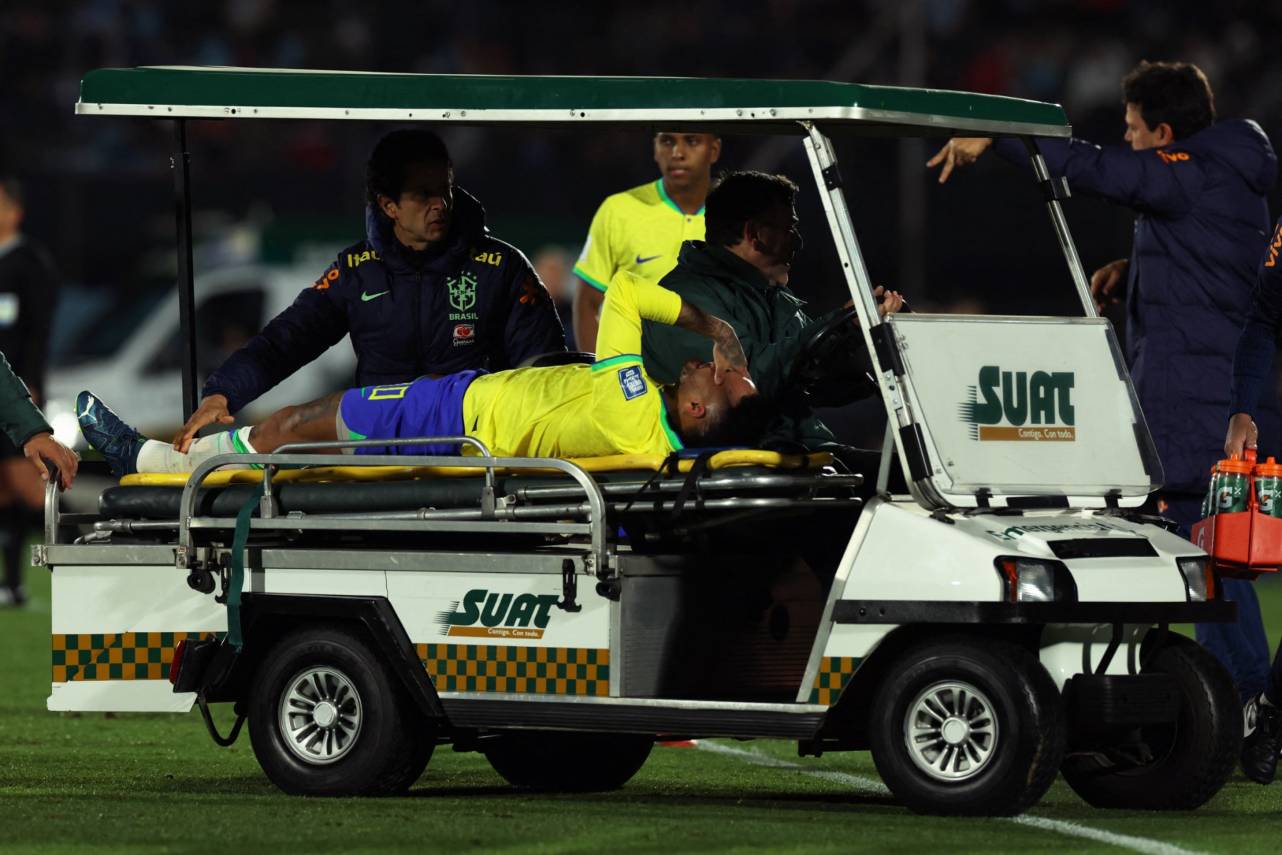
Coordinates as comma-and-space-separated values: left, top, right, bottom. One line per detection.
172, 119, 199, 421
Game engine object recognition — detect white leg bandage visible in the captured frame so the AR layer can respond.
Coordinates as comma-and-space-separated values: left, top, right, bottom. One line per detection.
135, 427, 257, 474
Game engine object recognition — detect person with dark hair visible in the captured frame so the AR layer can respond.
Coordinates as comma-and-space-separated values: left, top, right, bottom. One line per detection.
641, 170, 902, 449
172, 128, 567, 452
929, 61, 1277, 717
0, 177, 61, 606
572, 132, 721, 353
78, 272, 765, 474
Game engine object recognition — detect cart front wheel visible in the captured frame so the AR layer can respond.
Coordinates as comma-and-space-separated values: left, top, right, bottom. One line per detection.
1061, 633, 1239, 810
868, 636, 1065, 815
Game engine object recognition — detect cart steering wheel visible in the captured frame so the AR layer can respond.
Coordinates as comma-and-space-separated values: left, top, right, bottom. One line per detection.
791, 304, 878, 407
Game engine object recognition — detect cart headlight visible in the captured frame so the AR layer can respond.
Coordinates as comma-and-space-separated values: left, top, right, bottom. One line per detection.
995, 556, 1077, 603
1177, 556, 1214, 602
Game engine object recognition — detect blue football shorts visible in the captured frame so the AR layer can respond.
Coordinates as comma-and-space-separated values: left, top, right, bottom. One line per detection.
336, 370, 485, 456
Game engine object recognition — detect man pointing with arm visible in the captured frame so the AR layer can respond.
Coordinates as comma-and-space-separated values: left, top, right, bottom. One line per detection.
930, 60, 1277, 722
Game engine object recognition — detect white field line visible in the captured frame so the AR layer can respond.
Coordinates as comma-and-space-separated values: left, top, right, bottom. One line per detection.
1009, 816, 1207, 855
692, 741, 1207, 855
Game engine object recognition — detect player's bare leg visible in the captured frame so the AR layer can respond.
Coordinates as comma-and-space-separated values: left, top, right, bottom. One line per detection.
77, 389, 345, 475
247, 392, 344, 452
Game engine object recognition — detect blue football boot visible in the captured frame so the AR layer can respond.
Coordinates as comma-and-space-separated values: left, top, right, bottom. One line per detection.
76, 391, 146, 477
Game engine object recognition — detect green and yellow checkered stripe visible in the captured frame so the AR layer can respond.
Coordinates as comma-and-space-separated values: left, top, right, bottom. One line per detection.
808, 656, 862, 706
51, 632, 203, 683
418, 644, 609, 696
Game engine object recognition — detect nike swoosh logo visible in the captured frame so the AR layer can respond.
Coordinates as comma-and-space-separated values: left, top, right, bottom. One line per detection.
635, 254, 662, 265
361, 290, 391, 302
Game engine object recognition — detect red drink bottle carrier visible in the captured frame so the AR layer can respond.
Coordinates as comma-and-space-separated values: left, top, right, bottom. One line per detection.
1190, 447, 1282, 577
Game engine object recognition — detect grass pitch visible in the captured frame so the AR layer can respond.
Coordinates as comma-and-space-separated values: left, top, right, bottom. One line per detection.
2, 558, 1280, 854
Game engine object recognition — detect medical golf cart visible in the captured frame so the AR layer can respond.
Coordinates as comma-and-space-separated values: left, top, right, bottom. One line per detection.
41, 68, 1239, 815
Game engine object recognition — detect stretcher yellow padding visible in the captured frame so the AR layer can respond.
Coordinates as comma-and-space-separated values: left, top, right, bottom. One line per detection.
117, 450, 834, 488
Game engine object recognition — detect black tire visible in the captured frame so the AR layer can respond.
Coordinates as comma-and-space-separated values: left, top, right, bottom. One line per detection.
868, 636, 1065, 816
1061, 634, 1239, 810
247, 627, 433, 796
483, 731, 653, 791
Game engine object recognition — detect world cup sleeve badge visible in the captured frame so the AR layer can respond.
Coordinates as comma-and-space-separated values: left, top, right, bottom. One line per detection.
618, 365, 647, 400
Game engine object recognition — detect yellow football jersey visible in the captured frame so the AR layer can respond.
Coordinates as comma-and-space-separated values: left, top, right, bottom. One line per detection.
573, 180, 705, 292
462, 272, 684, 457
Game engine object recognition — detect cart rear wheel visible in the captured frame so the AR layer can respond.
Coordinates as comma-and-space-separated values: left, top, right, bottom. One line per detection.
868, 636, 1064, 816
483, 731, 653, 791
1061, 634, 1238, 810
248, 627, 432, 796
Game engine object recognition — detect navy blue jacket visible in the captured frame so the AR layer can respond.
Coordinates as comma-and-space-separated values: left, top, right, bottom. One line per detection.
1231, 216, 1282, 417
203, 188, 566, 413
997, 120, 1278, 492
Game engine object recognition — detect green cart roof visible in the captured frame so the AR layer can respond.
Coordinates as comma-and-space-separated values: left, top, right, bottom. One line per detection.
76, 67, 1070, 137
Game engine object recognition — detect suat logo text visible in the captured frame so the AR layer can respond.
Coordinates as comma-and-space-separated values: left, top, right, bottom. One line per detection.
436, 588, 560, 639
961, 365, 1076, 441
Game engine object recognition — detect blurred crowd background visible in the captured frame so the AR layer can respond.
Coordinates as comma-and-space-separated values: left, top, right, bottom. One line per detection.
3, 0, 1280, 369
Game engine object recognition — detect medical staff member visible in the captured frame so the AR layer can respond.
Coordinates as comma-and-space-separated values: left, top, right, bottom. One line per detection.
641, 170, 903, 450
1223, 214, 1282, 785
0, 349, 78, 517
174, 129, 567, 452
929, 60, 1277, 709
0, 177, 59, 606
572, 132, 721, 352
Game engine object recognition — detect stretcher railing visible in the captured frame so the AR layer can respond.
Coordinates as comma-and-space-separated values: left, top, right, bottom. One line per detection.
37, 439, 865, 578
174, 436, 612, 579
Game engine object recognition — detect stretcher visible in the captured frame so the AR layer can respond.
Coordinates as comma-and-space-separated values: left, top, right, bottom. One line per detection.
50, 443, 860, 589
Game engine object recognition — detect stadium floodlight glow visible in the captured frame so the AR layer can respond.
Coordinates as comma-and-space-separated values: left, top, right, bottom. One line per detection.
1177, 556, 1214, 602
994, 556, 1076, 603
49, 409, 80, 449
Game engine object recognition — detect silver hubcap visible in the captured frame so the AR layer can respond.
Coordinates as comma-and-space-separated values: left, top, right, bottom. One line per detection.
904, 680, 998, 782
278, 666, 363, 765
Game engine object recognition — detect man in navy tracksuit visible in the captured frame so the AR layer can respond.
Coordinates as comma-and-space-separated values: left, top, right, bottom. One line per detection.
930, 62, 1277, 709
1225, 215, 1282, 783
174, 129, 566, 449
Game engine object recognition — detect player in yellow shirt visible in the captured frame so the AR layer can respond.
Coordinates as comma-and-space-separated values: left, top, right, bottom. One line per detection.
572, 132, 721, 353
77, 273, 766, 475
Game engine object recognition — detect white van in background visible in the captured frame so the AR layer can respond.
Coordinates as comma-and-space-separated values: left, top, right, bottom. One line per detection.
43, 263, 355, 455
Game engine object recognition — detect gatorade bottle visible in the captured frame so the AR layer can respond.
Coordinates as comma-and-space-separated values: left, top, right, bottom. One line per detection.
1256, 457, 1282, 518
1215, 456, 1253, 514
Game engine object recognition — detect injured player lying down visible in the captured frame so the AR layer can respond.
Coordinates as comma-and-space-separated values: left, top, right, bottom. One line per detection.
77, 272, 771, 476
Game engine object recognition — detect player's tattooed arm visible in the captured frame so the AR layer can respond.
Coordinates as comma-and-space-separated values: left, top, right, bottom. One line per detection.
674, 300, 749, 384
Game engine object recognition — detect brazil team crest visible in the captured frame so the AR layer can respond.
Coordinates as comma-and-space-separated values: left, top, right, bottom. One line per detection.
448, 272, 478, 312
